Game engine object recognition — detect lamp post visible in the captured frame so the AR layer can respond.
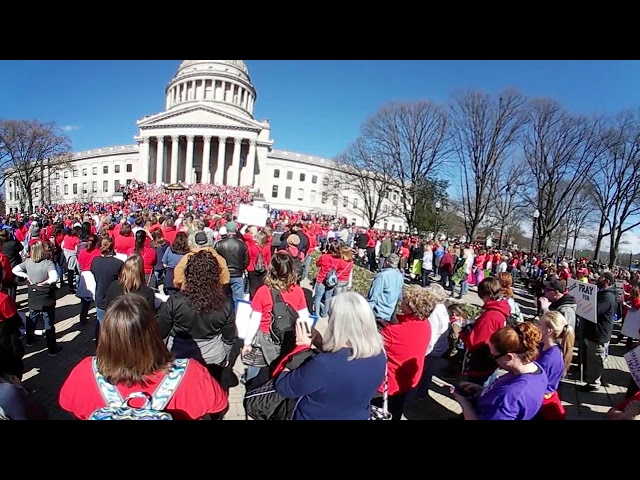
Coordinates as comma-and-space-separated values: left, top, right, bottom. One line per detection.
529, 209, 540, 256
434, 200, 441, 241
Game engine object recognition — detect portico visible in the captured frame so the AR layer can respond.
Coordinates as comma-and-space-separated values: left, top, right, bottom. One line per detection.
137, 134, 258, 186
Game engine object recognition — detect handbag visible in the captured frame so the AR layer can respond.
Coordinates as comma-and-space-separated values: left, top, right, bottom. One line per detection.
370, 357, 392, 420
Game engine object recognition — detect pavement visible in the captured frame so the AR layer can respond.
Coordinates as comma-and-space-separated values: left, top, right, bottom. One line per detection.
19, 277, 635, 420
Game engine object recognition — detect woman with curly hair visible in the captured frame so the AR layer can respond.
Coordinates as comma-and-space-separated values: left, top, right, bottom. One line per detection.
157, 250, 236, 382
375, 285, 435, 420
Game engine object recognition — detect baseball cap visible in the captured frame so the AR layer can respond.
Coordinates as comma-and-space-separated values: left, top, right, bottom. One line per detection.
226, 221, 237, 232
601, 271, 615, 285
544, 276, 566, 293
194, 231, 208, 246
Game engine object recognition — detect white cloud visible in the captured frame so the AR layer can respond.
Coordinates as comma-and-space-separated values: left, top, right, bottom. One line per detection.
61, 125, 80, 132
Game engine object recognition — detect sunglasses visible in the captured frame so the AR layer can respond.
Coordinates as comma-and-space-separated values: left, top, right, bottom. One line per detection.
491, 352, 510, 360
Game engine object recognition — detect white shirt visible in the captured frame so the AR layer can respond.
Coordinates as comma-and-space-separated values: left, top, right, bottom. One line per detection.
427, 303, 450, 356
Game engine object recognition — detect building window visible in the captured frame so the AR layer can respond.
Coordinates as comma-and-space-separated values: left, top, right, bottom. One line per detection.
73, 184, 78, 194
287, 171, 293, 180
93, 167, 97, 175
9, 193, 12, 201
299, 173, 306, 182
312, 175, 318, 184
115, 165, 120, 173
8, 181, 12, 188
82, 168, 87, 176
92, 181, 98, 193
103, 165, 108, 174
391, 224, 395, 231
353, 198, 358, 208
126, 164, 133, 173
34, 188, 39, 198
310, 190, 316, 203
126, 179, 132, 185
323, 177, 329, 186
343, 196, 348, 207
285, 187, 292, 199
297, 188, 304, 201
384, 222, 388, 230
64, 171, 69, 179
64, 185, 68, 195
55, 186, 59, 196
82, 182, 88, 194
332, 195, 338, 206
103, 181, 108, 192
114, 180, 120, 191
321, 192, 327, 204
393, 193, 397, 202
73, 169, 78, 177
272, 185, 278, 198
55, 172, 60, 180
274, 169, 280, 178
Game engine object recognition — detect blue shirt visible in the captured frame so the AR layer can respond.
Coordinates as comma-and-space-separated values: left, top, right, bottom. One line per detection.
275, 348, 386, 420
367, 268, 404, 321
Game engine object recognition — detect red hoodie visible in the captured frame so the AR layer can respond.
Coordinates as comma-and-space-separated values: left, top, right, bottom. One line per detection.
460, 299, 511, 378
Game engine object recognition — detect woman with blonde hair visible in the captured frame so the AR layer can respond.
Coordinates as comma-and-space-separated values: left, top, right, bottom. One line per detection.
104, 254, 156, 317
274, 292, 386, 420
59, 293, 228, 420
12, 240, 62, 356
498, 272, 523, 325
452, 323, 548, 420
534, 311, 575, 420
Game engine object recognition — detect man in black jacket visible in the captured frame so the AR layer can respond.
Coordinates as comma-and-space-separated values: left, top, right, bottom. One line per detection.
580, 271, 618, 392
215, 221, 249, 300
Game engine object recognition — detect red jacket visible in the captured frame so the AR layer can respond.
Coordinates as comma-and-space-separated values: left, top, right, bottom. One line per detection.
379, 314, 432, 396
460, 299, 510, 377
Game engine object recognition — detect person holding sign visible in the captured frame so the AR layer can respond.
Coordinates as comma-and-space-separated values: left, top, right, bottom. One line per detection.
580, 271, 618, 392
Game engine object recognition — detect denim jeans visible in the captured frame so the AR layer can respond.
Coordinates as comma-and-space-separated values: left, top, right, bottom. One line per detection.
314, 282, 335, 318
451, 280, 469, 298
229, 276, 245, 301
95, 307, 106, 344
422, 269, 432, 287
302, 254, 313, 280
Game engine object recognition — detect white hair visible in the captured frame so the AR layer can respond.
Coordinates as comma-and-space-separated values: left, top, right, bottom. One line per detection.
322, 292, 384, 360
427, 283, 448, 303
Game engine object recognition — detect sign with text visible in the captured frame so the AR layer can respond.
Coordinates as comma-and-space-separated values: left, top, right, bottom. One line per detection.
567, 278, 597, 323
622, 309, 640, 340
615, 279, 625, 301
624, 345, 640, 389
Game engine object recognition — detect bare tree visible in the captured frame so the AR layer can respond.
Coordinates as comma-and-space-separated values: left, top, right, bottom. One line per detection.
487, 159, 528, 248
331, 138, 397, 228
361, 101, 451, 229
450, 89, 527, 242
0, 120, 73, 213
522, 99, 605, 253
565, 187, 598, 259
588, 109, 640, 267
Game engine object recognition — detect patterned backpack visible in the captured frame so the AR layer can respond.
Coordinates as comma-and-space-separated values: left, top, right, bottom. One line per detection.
88, 357, 188, 420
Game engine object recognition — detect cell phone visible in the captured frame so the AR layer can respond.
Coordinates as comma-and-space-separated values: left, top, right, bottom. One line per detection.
297, 320, 311, 336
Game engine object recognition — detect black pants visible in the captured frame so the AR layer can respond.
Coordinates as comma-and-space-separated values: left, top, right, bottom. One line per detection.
372, 392, 407, 421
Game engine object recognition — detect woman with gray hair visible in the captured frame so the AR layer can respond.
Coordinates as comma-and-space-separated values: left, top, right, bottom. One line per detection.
274, 291, 386, 420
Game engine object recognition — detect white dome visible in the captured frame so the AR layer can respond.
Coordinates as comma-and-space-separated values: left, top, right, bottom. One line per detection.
165, 60, 256, 118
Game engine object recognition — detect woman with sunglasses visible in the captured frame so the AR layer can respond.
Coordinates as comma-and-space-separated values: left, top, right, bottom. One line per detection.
451, 322, 548, 420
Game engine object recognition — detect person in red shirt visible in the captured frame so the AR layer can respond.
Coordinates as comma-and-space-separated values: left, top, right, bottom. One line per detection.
377, 285, 434, 420
0, 290, 24, 379
59, 293, 228, 420
126, 230, 157, 285
241, 252, 311, 383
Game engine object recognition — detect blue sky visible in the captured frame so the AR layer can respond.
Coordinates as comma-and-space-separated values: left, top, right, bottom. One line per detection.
2, 60, 640, 251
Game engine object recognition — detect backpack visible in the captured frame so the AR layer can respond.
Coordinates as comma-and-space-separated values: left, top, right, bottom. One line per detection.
324, 267, 338, 288
269, 288, 299, 345
254, 251, 267, 274
88, 357, 188, 420
507, 299, 524, 327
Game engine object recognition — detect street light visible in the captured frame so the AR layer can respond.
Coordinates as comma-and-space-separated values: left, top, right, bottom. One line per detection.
530, 209, 540, 256
434, 200, 442, 240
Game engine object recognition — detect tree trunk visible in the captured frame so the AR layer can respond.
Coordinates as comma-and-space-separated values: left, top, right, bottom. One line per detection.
593, 214, 607, 262
563, 229, 570, 257
571, 231, 579, 259
498, 224, 505, 249
609, 226, 623, 269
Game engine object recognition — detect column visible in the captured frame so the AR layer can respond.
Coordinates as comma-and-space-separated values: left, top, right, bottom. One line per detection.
202, 136, 212, 184
214, 136, 226, 185
139, 137, 150, 183
185, 135, 195, 183
170, 135, 179, 183
228, 138, 242, 187
242, 139, 256, 186
155, 136, 164, 185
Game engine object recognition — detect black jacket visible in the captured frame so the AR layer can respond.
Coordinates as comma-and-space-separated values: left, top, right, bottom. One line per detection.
157, 292, 236, 344
583, 286, 617, 344
281, 229, 309, 254
215, 235, 249, 278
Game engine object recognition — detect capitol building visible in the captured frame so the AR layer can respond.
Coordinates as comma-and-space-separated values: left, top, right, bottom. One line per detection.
6, 60, 408, 232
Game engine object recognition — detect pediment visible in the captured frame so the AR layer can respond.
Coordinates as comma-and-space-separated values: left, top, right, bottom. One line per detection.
138, 104, 263, 130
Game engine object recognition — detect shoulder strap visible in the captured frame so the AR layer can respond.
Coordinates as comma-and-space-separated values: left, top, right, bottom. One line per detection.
92, 357, 125, 407
149, 358, 189, 410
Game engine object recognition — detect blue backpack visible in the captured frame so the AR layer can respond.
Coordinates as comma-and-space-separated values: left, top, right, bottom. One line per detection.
89, 357, 188, 420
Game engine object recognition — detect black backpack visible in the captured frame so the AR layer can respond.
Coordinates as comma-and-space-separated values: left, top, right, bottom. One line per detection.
269, 289, 299, 345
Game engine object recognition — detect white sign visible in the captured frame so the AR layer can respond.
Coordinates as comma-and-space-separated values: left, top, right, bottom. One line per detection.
622, 309, 640, 340
616, 279, 625, 301
236, 204, 268, 227
624, 345, 640, 389
567, 278, 597, 323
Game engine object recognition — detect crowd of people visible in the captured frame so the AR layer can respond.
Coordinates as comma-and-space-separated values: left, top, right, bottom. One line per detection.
0, 181, 638, 420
